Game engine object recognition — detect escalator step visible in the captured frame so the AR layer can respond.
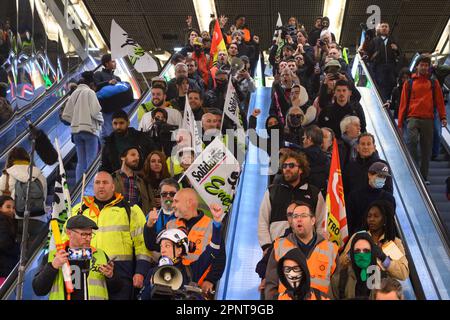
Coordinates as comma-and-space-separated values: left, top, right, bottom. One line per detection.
427, 185, 446, 193
428, 168, 450, 176
429, 161, 450, 169
429, 193, 448, 203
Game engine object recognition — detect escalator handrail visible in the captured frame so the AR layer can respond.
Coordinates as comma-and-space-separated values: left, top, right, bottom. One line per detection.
0, 54, 173, 300
0, 90, 151, 301
354, 53, 450, 254
0, 56, 97, 134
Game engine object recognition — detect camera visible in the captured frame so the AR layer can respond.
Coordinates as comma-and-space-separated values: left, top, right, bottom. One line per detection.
68, 248, 93, 261
319, 40, 326, 47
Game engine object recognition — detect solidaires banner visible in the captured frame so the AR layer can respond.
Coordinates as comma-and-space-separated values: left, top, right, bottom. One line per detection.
185, 138, 241, 216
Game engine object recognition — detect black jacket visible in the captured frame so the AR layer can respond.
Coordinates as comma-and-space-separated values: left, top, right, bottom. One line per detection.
302, 145, 330, 194
367, 36, 400, 66
343, 153, 393, 196
93, 69, 122, 91
100, 127, 158, 173
32, 250, 122, 299
0, 215, 19, 277
166, 78, 201, 101
346, 185, 396, 235
317, 101, 366, 139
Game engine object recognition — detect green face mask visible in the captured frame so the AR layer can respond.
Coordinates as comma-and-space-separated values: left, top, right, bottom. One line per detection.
354, 252, 372, 281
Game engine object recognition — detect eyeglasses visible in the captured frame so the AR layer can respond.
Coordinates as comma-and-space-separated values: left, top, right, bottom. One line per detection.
161, 192, 176, 198
287, 212, 312, 219
283, 266, 302, 273
354, 248, 371, 254
72, 230, 95, 239
282, 163, 300, 169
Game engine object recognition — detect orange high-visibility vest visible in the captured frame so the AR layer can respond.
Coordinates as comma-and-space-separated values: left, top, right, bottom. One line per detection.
273, 236, 338, 294
278, 288, 330, 300
166, 215, 214, 285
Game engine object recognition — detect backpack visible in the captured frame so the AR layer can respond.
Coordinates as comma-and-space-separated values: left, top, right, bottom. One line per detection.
15, 178, 45, 217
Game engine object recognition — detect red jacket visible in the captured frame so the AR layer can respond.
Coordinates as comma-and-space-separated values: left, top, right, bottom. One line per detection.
398, 73, 446, 128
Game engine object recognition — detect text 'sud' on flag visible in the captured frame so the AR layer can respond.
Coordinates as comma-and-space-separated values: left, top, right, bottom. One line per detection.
47, 138, 72, 251
326, 138, 348, 248
222, 78, 246, 146
182, 97, 203, 155
184, 138, 241, 217
110, 19, 158, 73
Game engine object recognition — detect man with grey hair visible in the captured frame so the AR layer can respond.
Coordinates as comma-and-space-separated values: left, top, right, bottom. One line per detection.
166, 62, 201, 100
339, 116, 361, 168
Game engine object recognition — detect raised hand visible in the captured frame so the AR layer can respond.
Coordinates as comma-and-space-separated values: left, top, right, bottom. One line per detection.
252, 108, 261, 117
186, 16, 193, 28
147, 208, 159, 228
210, 203, 224, 222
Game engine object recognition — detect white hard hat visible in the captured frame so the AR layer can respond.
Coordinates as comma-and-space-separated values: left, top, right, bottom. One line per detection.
156, 229, 189, 254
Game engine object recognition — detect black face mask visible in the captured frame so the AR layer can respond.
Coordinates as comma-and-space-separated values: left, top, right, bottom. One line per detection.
268, 124, 281, 131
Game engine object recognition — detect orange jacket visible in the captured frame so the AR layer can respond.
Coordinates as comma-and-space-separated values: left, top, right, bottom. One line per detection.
398, 73, 446, 128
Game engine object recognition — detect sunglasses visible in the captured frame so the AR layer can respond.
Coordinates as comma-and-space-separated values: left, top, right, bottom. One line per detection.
283, 266, 302, 273
161, 192, 176, 197
282, 163, 299, 169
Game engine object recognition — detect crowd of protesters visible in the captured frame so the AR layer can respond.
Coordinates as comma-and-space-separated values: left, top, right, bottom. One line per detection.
1, 10, 448, 301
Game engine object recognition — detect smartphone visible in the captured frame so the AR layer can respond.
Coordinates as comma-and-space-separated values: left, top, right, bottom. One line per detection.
68, 247, 93, 261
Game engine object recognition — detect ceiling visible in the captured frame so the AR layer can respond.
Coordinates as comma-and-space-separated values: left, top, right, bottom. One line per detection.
84, 0, 449, 59
340, 0, 450, 56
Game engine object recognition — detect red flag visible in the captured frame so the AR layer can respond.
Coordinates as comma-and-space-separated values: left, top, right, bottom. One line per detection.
209, 19, 227, 67
326, 138, 349, 249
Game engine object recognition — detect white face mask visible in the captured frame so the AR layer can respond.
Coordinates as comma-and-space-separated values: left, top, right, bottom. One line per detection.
283, 266, 303, 289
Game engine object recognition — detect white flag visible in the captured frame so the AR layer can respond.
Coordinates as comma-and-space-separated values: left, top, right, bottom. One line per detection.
183, 98, 203, 155
273, 12, 283, 41
184, 138, 241, 216
222, 78, 246, 145
110, 19, 159, 73
47, 138, 72, 251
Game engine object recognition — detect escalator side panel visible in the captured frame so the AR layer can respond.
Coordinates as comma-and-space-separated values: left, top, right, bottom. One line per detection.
216, 88, 272, 300
358, 87, 448, 299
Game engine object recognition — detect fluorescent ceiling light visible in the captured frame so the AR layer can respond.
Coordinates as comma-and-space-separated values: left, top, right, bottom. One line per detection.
192, 0, 217, 33
323, 0, 347, 44
434, 18, 450, 55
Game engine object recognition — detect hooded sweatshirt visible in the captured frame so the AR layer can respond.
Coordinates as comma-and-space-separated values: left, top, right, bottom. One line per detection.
248, 114, 285, 158
277, 248, 311, 300
61, 84, 104, 137
331, 232, 378, 300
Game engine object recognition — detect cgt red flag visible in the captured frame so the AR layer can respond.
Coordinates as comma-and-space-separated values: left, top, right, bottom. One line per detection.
209, 19, 227, 67
326, 138, 349, 249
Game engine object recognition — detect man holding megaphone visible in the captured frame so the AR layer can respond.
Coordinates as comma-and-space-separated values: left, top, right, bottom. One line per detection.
142, 189, 225, 299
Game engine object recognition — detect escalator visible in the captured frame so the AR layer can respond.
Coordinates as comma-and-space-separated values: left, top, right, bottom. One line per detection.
351, 54, 450, 299
217, 57, 450, 300
0, 55, 98, 168
0, 57, 171, 300
216, 88, 271, 300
